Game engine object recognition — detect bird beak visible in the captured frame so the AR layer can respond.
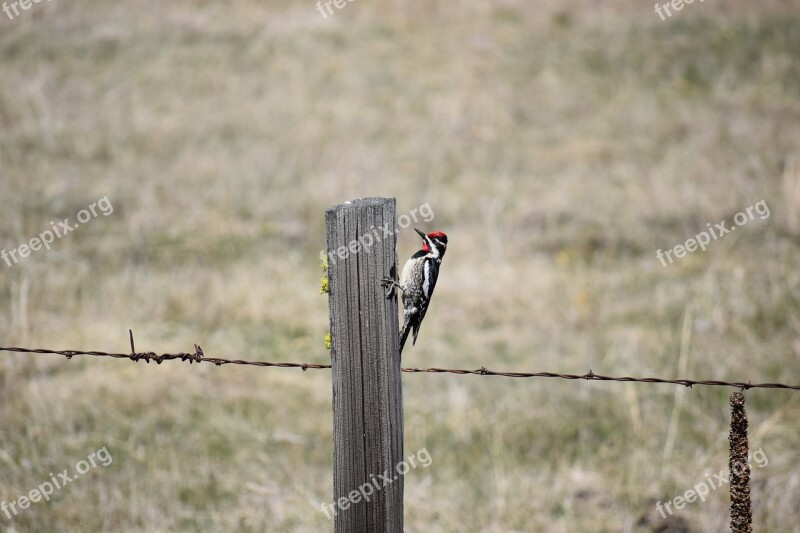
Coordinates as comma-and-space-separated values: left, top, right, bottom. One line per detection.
414, 228, 426, 238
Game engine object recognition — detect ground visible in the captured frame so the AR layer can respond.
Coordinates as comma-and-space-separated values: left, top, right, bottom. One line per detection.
0, 0, 799, 531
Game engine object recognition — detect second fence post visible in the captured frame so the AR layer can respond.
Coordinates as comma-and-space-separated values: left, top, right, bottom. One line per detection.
325, 197, 403, 532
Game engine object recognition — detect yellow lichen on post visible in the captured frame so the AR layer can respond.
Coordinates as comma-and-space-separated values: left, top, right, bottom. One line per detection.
320, 254, 330, 294
321, 253, 331, 347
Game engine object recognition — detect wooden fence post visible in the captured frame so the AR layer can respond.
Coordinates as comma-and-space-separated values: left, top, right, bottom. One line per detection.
325, 197, 403, 532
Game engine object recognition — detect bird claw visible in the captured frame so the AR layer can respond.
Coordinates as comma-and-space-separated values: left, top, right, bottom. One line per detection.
380, 277, 400, 299
380, 264, 400, 299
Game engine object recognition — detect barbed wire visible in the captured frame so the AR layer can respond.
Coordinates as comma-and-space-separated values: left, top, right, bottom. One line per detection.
0, 345, 334, 370
0, 331, 798, 391
400, 367, 800, 391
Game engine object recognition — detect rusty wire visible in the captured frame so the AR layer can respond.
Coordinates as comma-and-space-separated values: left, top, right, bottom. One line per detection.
0, 331, 798, 390
400, 367, 800, 391
0, 330, 332, 371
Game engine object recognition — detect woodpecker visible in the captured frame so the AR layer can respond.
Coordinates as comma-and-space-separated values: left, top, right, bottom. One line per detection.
383, 228, 448, 356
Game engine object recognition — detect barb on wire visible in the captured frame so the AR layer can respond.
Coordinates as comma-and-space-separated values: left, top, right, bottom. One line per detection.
0, 332, 798, 390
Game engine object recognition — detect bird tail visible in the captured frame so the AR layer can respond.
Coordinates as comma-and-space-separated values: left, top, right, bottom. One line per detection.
399, 317, 412, 358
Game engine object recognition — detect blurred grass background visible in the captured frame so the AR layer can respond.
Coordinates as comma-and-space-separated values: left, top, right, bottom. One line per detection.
1, 0, 800, 531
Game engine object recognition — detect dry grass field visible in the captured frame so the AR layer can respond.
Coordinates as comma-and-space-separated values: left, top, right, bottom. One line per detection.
1, 0, 799, 531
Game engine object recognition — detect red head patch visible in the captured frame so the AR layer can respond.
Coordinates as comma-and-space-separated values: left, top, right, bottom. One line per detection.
418, 230, 447, 253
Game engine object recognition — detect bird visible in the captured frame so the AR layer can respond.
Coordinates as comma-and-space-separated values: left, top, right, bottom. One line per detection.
383, 228, 448, 356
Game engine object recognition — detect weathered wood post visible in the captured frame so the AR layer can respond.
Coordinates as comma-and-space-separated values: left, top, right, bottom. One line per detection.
325, 197, 403, 532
